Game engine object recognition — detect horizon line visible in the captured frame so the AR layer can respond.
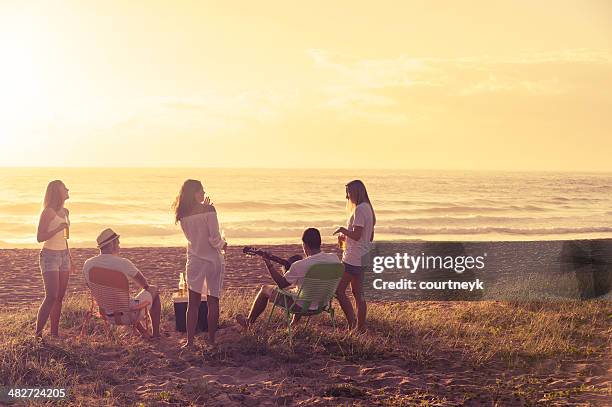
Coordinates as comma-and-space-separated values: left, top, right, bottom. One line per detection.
1, 165, 612, 174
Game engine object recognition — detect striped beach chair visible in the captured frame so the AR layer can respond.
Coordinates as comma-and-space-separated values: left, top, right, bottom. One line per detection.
80, 266, 151, 338
267, 263, 344, 346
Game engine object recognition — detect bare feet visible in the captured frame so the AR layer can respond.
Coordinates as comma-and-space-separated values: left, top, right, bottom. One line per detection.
235, 314, 250, 332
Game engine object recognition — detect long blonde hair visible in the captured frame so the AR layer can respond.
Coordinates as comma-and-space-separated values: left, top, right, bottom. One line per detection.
43, 180, 66, 211
172, 179, 203, 224
346, 179, 376, 241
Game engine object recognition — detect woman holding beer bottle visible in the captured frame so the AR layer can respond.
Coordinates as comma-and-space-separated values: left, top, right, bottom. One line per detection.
35, 180, 73, 338
334, 180, 376, 332
173, 179, 227, 348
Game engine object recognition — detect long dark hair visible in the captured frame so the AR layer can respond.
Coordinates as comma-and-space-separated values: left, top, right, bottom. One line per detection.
346, 179, 376, 241
172, 179, 203, 224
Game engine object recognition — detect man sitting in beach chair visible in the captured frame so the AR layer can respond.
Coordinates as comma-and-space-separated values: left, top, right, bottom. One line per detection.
82, 228, 161, 338
236, 228, 342, 330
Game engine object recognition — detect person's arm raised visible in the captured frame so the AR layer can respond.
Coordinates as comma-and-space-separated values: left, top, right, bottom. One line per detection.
205, 205, 227, 251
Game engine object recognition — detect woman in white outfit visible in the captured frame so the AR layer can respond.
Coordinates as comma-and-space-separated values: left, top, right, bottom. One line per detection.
173, 179, 226, 348
35, 180, 73, 338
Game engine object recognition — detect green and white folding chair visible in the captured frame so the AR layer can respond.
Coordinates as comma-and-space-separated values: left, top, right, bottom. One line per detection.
266, 263, 344, 346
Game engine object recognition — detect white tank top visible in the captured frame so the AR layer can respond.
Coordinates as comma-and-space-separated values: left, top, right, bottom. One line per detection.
43, 212, 69, 250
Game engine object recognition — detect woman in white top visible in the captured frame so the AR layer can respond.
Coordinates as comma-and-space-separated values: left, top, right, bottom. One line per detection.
173, 179, 226, 348
35, 180, 73, 338
334, 180, 375, 332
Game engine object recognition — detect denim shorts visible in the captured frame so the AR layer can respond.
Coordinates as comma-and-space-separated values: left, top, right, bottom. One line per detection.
343, 262, 364, 277
40, 249, 71, 275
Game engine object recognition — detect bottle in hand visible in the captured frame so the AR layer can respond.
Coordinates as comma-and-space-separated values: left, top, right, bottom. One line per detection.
221, 229, 227, 256
338, 234, 346, 251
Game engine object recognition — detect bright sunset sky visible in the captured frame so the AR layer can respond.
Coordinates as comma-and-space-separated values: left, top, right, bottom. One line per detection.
0, 1, 610, 171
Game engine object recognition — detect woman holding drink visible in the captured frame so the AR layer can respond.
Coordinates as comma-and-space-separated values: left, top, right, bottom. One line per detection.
173, 179, 227, 348
334, 180, 376, 332
35, 180, 73, 338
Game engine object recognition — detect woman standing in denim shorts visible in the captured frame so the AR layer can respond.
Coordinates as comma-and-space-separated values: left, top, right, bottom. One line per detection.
334, 180, 376, 332
35, 180, 72, 338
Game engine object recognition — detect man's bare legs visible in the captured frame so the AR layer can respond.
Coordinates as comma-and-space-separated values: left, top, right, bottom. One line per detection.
135, 321, 149, 337
236, 285, 275, 329
236, 285, 302, 330
149, 292, 161, 338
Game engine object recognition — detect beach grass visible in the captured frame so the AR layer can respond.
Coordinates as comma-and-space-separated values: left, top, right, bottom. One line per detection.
0, 293, 610, 406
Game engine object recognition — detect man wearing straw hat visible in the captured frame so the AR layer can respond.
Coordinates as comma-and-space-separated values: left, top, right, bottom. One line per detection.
82, 228, 162, 338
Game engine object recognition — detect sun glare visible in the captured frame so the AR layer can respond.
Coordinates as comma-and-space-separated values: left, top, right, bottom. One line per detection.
0, 16, 58, 163
0, 1, 610, 170
0, 17, 56, 123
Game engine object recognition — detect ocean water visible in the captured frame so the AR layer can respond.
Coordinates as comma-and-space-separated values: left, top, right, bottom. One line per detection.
0, 168, 611, 248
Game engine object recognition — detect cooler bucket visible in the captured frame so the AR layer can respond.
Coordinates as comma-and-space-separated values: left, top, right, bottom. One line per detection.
173, 294, 208, 332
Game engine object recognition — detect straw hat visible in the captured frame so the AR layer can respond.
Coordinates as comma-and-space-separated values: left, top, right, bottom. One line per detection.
96, 228, 120, 249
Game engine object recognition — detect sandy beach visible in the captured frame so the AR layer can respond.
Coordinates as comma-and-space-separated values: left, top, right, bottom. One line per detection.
2, 240, 611, 306
0, 241, 610, 405
0, 244, 323, 306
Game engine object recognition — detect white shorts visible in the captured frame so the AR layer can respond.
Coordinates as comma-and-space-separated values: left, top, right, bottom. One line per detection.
130, 289, 153, 321
186, 255, 223, 298
103, 289, 153, 324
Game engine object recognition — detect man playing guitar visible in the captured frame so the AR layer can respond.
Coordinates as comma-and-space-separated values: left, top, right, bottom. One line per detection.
236, 228, 341, 330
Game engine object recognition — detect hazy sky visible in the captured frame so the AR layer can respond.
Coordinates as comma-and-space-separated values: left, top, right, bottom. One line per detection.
1, 1, 610, 170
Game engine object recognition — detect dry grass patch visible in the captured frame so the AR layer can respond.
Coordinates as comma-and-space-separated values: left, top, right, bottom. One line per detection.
0, 292, 609, 406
